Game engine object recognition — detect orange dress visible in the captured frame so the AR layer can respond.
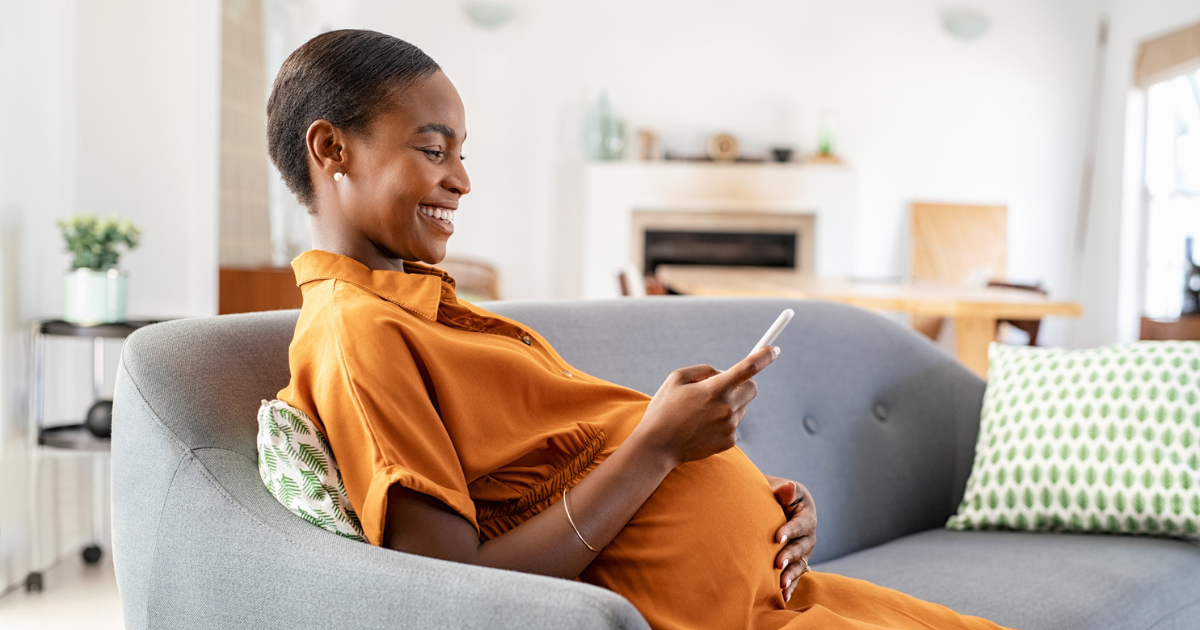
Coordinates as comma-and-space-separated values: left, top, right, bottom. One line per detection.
279, 250, 1010, 630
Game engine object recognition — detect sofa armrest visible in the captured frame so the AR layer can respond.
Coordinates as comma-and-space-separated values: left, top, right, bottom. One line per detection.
169, 449, 647, 629
113, 360, 648, 630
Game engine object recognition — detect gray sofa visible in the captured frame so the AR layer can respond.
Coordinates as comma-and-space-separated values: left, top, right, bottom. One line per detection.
111, 298, 1200, 629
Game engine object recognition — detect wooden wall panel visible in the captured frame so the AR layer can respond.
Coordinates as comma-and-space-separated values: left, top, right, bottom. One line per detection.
218, 0, 273, 267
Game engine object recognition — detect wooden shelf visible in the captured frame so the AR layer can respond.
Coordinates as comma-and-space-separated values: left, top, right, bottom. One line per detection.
40, 320, 161, 338
39, 424, 110, 452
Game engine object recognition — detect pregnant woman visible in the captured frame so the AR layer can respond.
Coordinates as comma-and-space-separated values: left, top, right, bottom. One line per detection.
271, 30, 1008, 630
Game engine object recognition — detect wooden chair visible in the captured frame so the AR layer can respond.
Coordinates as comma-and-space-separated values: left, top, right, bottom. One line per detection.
618, 263, 668, 297
986, 280, 1048, 346
910, 203, 1006, 340
909, 203, 1045, 346
438, 257, 501, 302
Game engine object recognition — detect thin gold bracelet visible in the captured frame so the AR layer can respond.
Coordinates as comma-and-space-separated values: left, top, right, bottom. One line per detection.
562, 488, 599, 552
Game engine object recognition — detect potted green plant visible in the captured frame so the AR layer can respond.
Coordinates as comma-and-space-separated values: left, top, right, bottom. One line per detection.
58, 216, 141, 325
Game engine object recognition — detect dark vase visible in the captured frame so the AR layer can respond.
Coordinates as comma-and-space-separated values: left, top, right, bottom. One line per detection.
86, 400, 113, 438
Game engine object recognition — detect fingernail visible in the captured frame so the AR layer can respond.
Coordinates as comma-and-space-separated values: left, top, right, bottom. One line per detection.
772, 346, 781, 357
782, 558, 789, 570
785, 591, 791, 603
779, 534, 788, 544
785, 577, 792, 589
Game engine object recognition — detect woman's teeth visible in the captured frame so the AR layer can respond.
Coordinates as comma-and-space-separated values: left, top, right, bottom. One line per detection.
419, 205, 455, 224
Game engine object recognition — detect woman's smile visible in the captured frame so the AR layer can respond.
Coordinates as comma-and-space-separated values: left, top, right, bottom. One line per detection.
418, 204, 456, 235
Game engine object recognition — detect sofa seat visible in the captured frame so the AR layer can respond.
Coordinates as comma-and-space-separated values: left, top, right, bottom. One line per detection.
816, 529, 1200, 630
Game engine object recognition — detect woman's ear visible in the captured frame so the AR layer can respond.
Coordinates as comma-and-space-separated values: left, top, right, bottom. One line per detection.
305, 119, 347, 181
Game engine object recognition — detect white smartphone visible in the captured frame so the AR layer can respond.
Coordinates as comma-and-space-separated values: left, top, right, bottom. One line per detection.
749, 309, 794, 356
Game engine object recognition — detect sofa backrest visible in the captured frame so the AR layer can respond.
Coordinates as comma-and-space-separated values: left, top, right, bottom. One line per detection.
484, 298, 986, 562
112, 297, 984, 627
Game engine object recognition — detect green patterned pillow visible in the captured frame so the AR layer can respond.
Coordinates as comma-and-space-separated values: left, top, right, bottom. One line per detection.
256, 399, 367, 542
947, 342, 1200, 537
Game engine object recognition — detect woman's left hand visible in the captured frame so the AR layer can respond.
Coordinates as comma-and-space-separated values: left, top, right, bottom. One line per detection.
765, 474, 817, 602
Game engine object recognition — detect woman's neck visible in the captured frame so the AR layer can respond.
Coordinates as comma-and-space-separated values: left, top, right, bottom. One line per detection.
309, 213, 407, 273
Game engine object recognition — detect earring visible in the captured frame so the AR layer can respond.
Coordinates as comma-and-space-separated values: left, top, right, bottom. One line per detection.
333, 172, 345, 182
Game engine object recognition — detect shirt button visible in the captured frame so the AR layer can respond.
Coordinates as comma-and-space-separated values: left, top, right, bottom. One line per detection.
521, 335, 532, 345
563, 370, 573, 378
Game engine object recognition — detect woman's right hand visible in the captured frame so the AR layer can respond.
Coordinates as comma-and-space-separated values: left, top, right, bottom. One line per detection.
634, 346, 779, 466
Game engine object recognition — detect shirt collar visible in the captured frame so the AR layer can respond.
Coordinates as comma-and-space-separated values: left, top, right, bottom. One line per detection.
291, 249, 453, 321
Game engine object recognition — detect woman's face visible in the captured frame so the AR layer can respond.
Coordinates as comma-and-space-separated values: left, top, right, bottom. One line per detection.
332, 71, 470, 266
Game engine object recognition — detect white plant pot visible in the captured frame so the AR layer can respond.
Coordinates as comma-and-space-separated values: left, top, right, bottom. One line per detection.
63, 268, 128, 325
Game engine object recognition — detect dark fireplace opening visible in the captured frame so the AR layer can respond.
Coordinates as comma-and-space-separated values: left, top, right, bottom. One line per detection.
643, 230, 797, 274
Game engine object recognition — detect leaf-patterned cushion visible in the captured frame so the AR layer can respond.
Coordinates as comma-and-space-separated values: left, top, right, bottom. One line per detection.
256, 399, 367, 542
947, 342, 1200, 537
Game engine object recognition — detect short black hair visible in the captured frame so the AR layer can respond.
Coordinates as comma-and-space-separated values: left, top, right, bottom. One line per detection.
266, 30, 441, 206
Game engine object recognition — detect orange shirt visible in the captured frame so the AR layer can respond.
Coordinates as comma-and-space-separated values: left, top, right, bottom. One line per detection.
279, 250, 1008, 630
278, 250, 649, 545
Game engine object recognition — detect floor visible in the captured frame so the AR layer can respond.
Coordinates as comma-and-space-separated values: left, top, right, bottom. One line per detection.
0, 551, 125, 629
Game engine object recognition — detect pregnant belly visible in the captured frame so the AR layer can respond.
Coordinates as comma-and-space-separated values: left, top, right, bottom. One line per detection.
580, 448, 788, 630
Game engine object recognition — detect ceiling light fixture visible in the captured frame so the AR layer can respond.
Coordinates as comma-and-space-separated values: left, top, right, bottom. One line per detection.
941, 8, 991, 41
464, 2, 515, 29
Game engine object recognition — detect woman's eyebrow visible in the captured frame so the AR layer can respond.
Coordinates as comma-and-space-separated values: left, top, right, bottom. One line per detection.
414, 123, 457, 140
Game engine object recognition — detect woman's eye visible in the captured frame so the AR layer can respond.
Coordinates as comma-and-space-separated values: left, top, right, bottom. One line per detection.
422, 149, 445, 160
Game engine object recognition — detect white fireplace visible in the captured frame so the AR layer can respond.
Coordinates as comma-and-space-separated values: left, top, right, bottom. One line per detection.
582, 161, 857, 298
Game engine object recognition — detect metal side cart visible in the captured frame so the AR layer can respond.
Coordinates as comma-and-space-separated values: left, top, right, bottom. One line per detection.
25, 319, 161, 592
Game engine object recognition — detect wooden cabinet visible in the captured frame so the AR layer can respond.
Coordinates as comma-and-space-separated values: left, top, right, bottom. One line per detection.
218, 267, 303, 314
1140, 316, 1200, 341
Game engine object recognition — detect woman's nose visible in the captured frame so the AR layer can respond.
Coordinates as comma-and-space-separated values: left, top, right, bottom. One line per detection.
445, 158, 471, 196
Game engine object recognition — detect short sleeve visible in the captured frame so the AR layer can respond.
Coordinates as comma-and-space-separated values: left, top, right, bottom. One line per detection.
318, 298, 477, 546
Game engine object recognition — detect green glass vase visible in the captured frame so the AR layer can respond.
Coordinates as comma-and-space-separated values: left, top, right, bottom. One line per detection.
63, 268, 128, 325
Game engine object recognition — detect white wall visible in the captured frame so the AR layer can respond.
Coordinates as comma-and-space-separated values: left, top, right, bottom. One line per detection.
274, 0, 1104, 350
0, 0, 220, 592
1074, 0, 1200, 348
0, 0, 84, 593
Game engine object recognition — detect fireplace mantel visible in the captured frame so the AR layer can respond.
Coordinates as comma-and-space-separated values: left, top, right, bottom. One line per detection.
582, 161, 856, 298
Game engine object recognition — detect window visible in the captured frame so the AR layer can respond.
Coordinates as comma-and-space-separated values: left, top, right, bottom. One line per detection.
1142, 68, 1200, 319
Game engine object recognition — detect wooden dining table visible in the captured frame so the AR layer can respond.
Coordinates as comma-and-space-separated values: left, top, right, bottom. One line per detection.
655, 265, 1083, 378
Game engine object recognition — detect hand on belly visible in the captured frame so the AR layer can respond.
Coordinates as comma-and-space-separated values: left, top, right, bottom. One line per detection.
765, 475, 818, 602
580, 448, 790, 624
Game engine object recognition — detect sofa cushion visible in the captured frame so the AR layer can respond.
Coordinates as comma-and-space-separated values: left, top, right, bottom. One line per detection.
814, 528, 1200, 630
257, 399, 367, 542
949, 342, 1200, 538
